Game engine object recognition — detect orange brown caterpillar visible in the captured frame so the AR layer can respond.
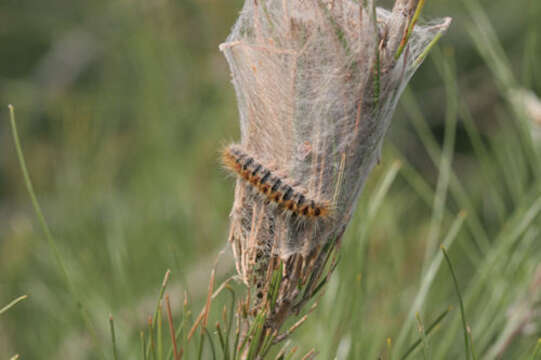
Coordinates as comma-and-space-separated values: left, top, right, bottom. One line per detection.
222, 144, 331, 220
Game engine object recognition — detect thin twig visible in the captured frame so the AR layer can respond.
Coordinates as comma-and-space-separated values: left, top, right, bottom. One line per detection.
165, 295, 180, 360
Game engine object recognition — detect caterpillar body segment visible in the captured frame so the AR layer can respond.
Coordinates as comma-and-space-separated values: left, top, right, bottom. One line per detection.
222, 145, 331, 220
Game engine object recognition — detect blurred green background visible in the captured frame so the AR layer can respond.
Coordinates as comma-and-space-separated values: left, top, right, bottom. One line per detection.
1, 0, 540, 359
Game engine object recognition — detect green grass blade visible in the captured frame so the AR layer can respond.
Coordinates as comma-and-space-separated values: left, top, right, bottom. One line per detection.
198, 330, 206, 360
204, 328, 217, 360
395, 0, 426, 60
147, 270, 171, 359
8, 105, 66, 286
141, 331, 148, 360
441, 246, 473, 360
232, 327, 240, 360
225, 285, 236, 358
7, 105, 100, 355
260, 329, 276, 357
149, 316, 157, 360
367, 161, 402, 220
395, 211, 466, 353
401, 90, 490, 253
246, 311, 266, 359
158, 304, 163, 360
401, 307, 451, 360
109, 315, 119, 360
414, 30, 445, 66
269, 263, 283, 313
216, 323, 228, 360
415, 313, 429, 360
422, 48, 459, 264
434, 195, 541, 358
388, 145, 435, 207
468, 324, 478, 360
463, 0, 541, 179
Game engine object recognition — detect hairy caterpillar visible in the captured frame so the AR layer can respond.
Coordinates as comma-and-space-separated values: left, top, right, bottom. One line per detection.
222, 144, 331, 220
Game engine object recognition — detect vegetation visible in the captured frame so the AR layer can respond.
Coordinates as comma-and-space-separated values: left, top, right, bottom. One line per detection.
1, 0, 540, 358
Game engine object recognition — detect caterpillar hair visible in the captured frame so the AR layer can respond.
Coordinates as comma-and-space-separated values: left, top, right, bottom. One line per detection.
222, 144, 332, 220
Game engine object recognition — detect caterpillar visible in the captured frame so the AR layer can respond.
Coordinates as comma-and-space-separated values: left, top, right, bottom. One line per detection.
222, 144, 331, 220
